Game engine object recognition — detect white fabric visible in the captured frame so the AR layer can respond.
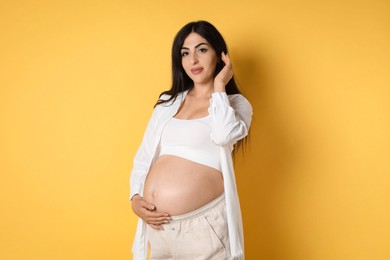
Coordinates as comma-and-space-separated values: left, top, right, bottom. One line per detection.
129, 90, 253, 260
159, 115, 221, 171
147, 194, 229, 259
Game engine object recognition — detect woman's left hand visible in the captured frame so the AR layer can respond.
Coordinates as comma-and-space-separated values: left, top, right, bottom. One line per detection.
214, 52, 233, 92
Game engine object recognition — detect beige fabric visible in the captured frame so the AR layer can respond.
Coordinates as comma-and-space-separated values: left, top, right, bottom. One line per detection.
146, 194, 230, 260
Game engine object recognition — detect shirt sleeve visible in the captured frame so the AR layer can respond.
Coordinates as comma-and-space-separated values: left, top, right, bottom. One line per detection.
129, 107, 160, 200
208, 92, 253, 147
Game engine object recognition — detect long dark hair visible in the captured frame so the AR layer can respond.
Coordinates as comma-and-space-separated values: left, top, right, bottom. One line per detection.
155, 20, 248, 154
155, 20, 241, 107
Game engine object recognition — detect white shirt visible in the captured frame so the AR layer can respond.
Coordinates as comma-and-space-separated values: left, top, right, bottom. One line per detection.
130, 90, 253, 260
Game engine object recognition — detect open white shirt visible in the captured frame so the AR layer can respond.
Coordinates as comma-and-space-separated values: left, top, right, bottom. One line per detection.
130, 90, 253, 260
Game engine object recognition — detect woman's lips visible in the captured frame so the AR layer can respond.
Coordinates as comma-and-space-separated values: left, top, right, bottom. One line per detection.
191, 67, 203, 74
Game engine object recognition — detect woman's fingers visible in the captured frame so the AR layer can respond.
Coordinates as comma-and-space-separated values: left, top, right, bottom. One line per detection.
214, 52, 233, 90
133, 195, 155, 211
139, 203, 171, 224
147, 215, 171, 224
139, 198, 156, 211
144, 210, 169, 218
131, 195, 171, 226
221, 52, 231, 67
221, 52, 232, 71
147, 213, 171, 230
145, 210, 171, 224
132, 196, 157, 214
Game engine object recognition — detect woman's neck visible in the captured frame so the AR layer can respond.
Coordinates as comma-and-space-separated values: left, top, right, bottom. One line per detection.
190, 83, 214, 99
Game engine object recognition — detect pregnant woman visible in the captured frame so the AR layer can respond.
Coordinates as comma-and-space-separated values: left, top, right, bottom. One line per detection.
130, 20, 253, 260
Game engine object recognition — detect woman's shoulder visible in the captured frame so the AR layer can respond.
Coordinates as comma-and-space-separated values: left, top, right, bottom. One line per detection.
159, 93, 172, 101
156, 90, 187, 107
153, 92, 172, 109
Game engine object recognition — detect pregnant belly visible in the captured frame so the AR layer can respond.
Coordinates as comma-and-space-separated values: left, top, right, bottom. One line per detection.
143, 155, 224, 216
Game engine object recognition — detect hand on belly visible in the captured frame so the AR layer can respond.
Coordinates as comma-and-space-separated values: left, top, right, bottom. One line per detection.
143, 155, 224, 216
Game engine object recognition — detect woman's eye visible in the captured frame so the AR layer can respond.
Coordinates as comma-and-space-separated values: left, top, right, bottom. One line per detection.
198, 48, 208, 53
181, 52, 189, 57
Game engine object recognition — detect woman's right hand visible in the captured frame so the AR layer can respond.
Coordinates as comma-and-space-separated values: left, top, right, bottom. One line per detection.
131, 194, 171, 230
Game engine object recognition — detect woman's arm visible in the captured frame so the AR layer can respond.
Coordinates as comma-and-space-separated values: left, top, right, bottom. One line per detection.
209, 93, 253, 146
129, 106, 171, 229
130, 93, 173, 198
210, 52, 253, 146
129, 108, 159, 200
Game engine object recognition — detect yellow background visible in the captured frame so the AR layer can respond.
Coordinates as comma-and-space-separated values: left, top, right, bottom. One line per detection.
1, 0, 389, 259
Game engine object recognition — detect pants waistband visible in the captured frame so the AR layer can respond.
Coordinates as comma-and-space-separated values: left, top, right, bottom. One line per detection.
170, 193, 225, 222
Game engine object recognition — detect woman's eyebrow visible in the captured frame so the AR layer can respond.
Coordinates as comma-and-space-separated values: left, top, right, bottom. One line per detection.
181, 42, 209, 50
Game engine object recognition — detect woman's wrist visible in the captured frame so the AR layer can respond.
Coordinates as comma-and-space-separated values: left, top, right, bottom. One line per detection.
213, 83, 226, 93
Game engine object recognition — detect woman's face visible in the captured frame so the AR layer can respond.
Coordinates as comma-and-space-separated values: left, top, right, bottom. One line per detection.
181, 32, 218, 86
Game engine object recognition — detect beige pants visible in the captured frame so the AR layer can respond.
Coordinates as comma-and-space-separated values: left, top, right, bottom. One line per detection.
146, 193, 230, 260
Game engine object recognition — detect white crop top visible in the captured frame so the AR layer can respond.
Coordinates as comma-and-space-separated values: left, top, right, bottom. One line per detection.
158, 115, 221, 171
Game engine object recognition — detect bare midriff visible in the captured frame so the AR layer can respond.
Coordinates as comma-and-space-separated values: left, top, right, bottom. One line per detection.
143, 155, 224, 216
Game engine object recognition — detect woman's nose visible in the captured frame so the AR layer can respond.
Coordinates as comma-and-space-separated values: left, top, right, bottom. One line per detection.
190, 53, 198, 64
